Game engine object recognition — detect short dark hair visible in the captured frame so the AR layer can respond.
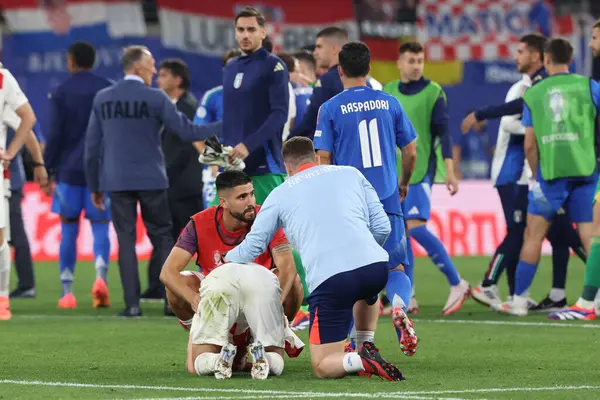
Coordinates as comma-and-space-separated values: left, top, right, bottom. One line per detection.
262, 36, 273, 53
594, 19, 600, 29
159, 58, 190, 90
520, 33, 548, 61
68, 41, 96, 69
294, 50, 316, 73
544, 38, 573, 65
339, 42, 371, 78
215, 170, 252, 192
122, 45, 149, 72
235, 6, 265, 27
399, 41, 424, 55
316, 27, 349, 42
222, 48, 241, 66
301, 44, 316, 52
282, 137, 317, 166
277, 52, 296, 73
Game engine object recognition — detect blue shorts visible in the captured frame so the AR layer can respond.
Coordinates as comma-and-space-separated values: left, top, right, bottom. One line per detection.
402, 181, 432, 221
51, 183, 111, 221
383, 214, 409, 269
308, 262, 388, 345
528, 178, 596, 223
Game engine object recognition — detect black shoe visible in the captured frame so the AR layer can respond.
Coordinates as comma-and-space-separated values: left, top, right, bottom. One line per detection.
141, 288, 163, 303
529, 296, 567, 312
164, 303, 176, 317
118, 306, 142, 318
358, 341, 405, 381
9, 287, 36, 298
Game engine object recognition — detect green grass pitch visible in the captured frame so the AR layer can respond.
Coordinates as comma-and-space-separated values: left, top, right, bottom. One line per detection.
2, 256, 600, 399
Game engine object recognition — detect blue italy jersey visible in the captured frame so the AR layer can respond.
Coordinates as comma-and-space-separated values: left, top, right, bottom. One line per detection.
314, 86, 417, 215
293, 83, 313, 122
194, 85, 224, 125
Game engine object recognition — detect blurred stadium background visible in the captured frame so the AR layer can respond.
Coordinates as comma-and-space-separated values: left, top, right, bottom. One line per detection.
3, 2, 600, 399
0, 0, 599, 262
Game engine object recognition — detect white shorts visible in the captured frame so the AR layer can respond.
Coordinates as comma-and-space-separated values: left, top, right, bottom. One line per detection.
190, 263, 286, 349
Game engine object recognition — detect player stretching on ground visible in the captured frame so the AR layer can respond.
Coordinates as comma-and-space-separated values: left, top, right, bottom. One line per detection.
314, 42, 418, 355
160, 170, 303, 325
495, 38, 599, 316
226, 137, 404, 381
384, 42, 469, 315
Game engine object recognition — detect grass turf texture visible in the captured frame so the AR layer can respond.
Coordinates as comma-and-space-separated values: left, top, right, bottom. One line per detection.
2, 256, 600, 400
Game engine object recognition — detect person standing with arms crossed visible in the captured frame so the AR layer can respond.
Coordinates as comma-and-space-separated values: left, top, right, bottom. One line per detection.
84, 45, 219, 317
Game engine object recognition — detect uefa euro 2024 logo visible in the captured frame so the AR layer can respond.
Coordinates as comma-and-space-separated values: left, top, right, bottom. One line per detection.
548, 89, 565, 123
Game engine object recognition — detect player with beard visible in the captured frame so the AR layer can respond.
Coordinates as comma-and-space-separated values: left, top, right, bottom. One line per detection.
161, 170, 303, 328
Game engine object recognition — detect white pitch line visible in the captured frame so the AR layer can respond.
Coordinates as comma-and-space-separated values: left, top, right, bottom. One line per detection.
414, 318, 600, 329
131, 396, 471, 400
11, 314, 600, 329
0, 379, 596, 398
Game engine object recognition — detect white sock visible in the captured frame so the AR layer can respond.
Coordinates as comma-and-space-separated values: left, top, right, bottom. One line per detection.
549, 288, 565, 302
265, 352, 284, 376
355, 330, 374, 346
194, 353, 219, 376
392, 294, 405, 309
180, 318, 193, 329
342, 352, 365, 374
513, 295, 528, 308
576, 298, 595, 309
95, 255, 108, 281
594, 291, 600, 303
0, 241, 10, 298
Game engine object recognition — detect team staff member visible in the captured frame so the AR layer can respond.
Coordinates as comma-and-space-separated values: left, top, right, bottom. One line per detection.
142, 58, 201, 312
84, 45, 220, 317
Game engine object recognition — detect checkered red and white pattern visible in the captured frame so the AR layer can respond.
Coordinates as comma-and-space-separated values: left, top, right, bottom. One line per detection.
417, 0, 538, 61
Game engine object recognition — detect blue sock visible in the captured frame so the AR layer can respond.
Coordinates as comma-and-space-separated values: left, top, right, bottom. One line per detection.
347, 318, 356, 350
386, 269, 412, 342
91, 222, 110, 281
514, 260, 538, 296
405, 235, 415, 283
386, 270, 412, 311
409, 225, 461, 286
59, 222, 79, 296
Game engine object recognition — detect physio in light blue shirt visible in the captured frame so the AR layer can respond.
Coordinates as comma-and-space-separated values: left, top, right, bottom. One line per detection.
225, 136, 396, 379
224, 149, 390, 293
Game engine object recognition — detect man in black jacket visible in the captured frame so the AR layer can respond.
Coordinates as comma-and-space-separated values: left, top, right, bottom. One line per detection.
142, 59, 203, 308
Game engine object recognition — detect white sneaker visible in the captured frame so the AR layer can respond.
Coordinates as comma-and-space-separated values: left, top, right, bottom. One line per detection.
491, 296, 528, 316
443, 279, 471, 316
471, 283, 502, 308
247, 342, 269, 380
214, 343, 237, 380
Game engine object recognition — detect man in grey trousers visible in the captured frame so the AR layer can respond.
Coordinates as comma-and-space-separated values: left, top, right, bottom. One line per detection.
84, 45, 220, 317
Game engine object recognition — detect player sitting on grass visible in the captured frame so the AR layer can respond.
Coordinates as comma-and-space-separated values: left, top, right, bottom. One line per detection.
170, 262, 296, 379
162, 170, 303, 324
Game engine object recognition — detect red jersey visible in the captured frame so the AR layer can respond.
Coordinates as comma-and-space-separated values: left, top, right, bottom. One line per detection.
190, 206, 288, 275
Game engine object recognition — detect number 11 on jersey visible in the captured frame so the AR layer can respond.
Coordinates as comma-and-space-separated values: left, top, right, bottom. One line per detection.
359, 118, 382, 168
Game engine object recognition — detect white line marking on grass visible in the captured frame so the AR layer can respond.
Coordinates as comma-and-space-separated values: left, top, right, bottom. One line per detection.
12, 314, 600, 329
416, 318, 600, 329
131, 396, 471, 400
1, 379, 597, 398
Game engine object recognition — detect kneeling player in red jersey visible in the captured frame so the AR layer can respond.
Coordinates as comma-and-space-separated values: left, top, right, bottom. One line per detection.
160, 171, 304, 371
